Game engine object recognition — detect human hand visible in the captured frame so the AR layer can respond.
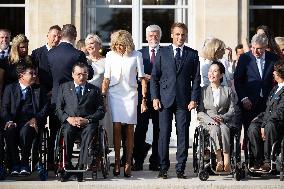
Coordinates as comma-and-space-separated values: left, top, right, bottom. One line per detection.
153, 99, 161, 110
242, 98, 252, 110
5, 121, 17, 130
212, 116, 223, 124
188, 101, 197, 111
67, 117, 78, 127
261, 127, 265, 140
141, 99, 148, 113
144, 74, 151, 82
75, 117, 89, 128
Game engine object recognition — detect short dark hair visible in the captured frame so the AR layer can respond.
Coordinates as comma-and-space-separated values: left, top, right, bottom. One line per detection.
210, 61, 226, 83
274, 60, 284, 80
171, 22, 188, 33
49, 25, 61, 32
235, 44, 243, 53
16, 62, 36, 79
61, 24, 77, 39
72, 62, 88, 73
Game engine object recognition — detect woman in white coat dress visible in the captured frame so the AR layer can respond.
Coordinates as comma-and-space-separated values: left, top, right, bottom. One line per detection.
102, 30, 147, 177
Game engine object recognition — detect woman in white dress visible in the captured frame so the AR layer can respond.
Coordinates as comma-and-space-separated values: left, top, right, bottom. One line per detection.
102, 30, 147, 177
200, 38, 234, 87
85, 33, 113, 146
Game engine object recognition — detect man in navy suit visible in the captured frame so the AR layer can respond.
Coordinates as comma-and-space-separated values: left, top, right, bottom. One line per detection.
234, 33, 278, 161
151, 22, 201, 179
132, 25, 161, 171
2, 63, 49, 176
47, 24, 93, 170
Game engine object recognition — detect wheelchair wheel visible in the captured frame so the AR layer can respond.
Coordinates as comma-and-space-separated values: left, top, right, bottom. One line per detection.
199, 170, 209, 181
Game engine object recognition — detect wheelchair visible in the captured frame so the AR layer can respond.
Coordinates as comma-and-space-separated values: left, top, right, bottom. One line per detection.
1, 126, 49, 181
193, 124, 246, 181
245, 136, 284, 181
54, 124, 110, 182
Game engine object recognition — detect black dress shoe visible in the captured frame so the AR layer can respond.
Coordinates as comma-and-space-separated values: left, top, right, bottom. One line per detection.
113, 169, 120, 176
149, 164, 160, 171
158, 170, 168, 179
132, 164, 143, 171
77, 173, 84, 182
176, 171, 187, 179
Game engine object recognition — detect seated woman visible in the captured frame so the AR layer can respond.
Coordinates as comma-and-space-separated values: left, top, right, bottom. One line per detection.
197, 61, 240, 172
248, 60, 284, 172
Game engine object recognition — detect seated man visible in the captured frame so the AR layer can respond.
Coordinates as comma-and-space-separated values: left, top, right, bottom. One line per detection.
56, 62, 104, 181
248, 60, 284, 172
2, 63, 49, 176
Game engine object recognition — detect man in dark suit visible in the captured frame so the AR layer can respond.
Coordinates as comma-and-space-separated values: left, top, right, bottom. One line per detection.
31, 25, 61, 169
31, 25, 61, 93
132, 25, 161, 171
247, 60, 284, 171
234, 33, 278, 157
56, 62, 104, 182
0, 29, 11, 60
150, 22, 201, 178
47, 24, 93, 170
1, 63, 49, 176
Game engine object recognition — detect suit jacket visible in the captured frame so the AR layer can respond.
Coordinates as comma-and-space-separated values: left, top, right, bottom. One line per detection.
56, 81, 105, 125
1, 82, 50, 127
150, 45, 201, 109
234, 50, 278, 105
138, 46, 160, 102
47, 42, 94, 104
31, 45, 53, 91
197, 85, 241, 128
255, 85, 284, 128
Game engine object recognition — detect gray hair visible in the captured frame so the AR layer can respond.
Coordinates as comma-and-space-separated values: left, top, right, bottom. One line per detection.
251, 33, 268, 47
146, 25, 162, 40
85, 33, 102, 46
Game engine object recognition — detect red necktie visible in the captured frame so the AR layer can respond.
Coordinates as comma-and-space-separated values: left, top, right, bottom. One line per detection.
150, 49, 155, 64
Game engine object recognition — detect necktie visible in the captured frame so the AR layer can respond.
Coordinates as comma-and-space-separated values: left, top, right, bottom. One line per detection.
150, 49, 155, 64
22, 87, 30, 100
0, 51, 5, 59
75, 86, 83, 100
175, 48, 181, 68
256, 58, 264, 78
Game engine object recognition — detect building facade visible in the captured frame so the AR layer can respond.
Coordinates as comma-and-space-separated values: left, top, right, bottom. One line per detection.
1, 0, 283, 54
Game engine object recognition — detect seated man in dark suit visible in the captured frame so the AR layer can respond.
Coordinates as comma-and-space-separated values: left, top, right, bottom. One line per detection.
2, 63, 49, 176
56, 62, 105, 181
248, 60, 284, 171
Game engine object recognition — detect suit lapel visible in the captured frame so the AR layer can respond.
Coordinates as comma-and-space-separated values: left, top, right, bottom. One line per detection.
31, 86, 40, 113
250, 53, 262, 80
262, 52, 271, 80
206, 85, 217, 112
167, 45, 177, 72
79, 83, 91, 104
15, 83, 22, 109
69, 83, 79, 107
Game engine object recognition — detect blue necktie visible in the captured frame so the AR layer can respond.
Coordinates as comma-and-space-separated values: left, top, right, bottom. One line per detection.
75, 86, 83, 100
0, 51, 5, 59
175, 48, 181, 69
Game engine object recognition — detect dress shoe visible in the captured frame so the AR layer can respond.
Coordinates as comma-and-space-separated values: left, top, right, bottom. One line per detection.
260, 162, 271, 172
216, 162, 223, 172
10, 165, 20, 176
158, 170, 168, 179
250, 164, 261, 171
20, 166, 31, 176
77, 172, 84, 182
224, 163, 231, 172
176, 171, 187, 179
149, 164, 159, 171
132, 163, 143, 171
113, 169, 120, 176
124, 170, 132, 178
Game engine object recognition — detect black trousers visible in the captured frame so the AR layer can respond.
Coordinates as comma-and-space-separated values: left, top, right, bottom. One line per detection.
158, 102, 190, 172
133, 101, 159, 166
248, 120, 283, 164
5, 124, 36, 167
0, 128, 4, 166
47, 106, 61, 164
63, 123, 97, 166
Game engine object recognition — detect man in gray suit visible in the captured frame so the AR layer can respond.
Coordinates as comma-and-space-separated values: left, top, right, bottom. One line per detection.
56, 62, 105, 181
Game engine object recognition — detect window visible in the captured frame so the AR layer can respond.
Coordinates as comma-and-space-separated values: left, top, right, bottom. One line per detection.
84, 0, 191, 48
0, 1, 25, 37
249, 1, 284, 38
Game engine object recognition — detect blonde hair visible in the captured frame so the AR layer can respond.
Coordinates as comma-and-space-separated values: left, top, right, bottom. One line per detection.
201, 38, 226, 61
110, 30, 134, 56
9, 34, 32, 65
85, 33, 102, 48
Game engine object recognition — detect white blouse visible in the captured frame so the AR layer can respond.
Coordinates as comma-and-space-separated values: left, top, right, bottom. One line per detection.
212, 87, 220, 107
104, 50, 144, 88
